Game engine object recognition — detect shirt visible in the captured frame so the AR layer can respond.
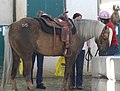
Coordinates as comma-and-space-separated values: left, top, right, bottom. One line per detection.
107, 22, 119, 46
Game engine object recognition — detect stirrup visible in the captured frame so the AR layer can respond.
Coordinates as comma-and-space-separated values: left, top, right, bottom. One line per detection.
63, 49, 72, 57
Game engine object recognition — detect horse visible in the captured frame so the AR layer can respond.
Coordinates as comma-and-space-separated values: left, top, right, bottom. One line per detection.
111, 5, 120, 25
1, 17, 112, 91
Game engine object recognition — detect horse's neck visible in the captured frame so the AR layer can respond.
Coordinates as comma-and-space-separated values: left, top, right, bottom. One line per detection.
74, 19, 105, 41
113, 11, 119, 17
114, 10, 119, 13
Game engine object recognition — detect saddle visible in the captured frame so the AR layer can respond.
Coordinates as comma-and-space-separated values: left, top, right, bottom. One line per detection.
40, 12, 73, 56
40, 15, 61, 28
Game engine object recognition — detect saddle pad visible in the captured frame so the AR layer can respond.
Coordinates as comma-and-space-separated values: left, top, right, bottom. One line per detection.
34, 18, 76, 35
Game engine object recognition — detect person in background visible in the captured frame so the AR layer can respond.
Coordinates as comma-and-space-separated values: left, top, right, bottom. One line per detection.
98, 10, 119, 55
30, 11, 46, 89
72, 13, 90, 90
31, 52, 46, 89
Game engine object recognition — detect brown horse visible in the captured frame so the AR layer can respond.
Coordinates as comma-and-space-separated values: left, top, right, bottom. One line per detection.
111, 5, 120, 25
1, 18, 112, 91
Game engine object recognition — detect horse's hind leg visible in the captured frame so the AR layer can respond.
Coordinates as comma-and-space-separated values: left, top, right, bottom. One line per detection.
22, 54, 34, 91
11, 50, 20, 91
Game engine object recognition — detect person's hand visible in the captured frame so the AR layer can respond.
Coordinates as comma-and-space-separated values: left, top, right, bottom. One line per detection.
88, 47, 91, 53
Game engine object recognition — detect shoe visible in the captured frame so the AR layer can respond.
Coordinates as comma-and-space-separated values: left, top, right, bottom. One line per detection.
76, 86, 83, 90
36, 84, 46, 89
71, 86, 76, 90
27, 87, 29, 90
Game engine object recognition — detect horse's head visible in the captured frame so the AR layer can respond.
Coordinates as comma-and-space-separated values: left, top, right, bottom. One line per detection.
95, 26, 113, 56
113, 5, 120, 11
73, 19, 113, 56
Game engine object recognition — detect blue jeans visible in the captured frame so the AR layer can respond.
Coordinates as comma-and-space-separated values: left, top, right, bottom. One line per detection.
31, 52, 44, 85
107, 44, 119, 56
72, 50, 85, 87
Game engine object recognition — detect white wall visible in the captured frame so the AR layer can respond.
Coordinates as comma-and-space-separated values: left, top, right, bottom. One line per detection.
0, 0, 27, 25
0, 0, 13, 25
16, 0, 27, 21
100, 1, 120, 14
66, 0, 98, 20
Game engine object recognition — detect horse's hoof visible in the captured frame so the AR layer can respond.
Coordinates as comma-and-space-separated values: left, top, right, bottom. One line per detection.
61, 88, 66, 91
29, 90, 34, 91
28, 89, 34, 91
28, 87, 35, 91
12, 89, 18, 91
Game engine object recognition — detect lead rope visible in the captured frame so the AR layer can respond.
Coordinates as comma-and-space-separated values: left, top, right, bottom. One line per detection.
94, 48, 99, 56
85, 48, 100, 72
85, 48, 93, 72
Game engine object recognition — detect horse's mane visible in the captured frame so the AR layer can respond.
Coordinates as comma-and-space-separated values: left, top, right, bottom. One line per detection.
73, 19, 105, 40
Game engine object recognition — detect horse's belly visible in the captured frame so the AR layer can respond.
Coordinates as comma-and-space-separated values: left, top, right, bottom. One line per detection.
36, 34, 64, 56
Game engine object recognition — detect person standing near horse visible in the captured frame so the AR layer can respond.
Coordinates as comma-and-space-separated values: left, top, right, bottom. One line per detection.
98, 10, 119, 55
31, 11, 46, 89
72, 13, 90, 90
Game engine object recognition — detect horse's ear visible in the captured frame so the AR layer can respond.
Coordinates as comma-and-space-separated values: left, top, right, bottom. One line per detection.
113, 5, 120, 11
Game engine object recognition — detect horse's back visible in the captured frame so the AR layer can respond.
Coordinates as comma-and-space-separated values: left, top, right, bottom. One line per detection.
10, 17, 40, 31
8, 17, 63, 56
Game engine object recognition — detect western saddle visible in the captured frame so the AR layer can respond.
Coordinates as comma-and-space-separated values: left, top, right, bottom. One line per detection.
40, 11, 72, 56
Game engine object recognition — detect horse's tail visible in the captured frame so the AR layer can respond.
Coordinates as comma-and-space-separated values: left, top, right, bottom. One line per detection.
1, 25, 13, 91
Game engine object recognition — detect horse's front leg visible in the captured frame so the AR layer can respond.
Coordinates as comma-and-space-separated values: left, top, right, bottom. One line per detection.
62, 56, 76, 91
22, 55, 34, 91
